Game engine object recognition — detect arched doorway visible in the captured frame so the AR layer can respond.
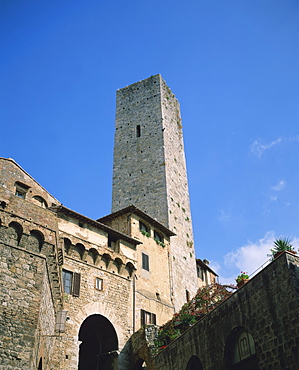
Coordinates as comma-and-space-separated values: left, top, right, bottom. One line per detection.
78, 314, 118, 370
225, 326, 259, 370
186, 355, 203, 370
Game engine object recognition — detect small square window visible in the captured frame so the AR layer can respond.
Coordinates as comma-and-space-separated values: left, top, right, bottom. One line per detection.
15, 189, 26, 198
95, 277, 103, 291
15, 182, 29, 199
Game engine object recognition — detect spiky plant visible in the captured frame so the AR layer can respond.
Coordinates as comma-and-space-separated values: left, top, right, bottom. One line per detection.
268, 238, 295, 259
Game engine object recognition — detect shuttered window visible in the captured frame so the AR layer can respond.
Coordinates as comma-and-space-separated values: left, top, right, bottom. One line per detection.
62, 270, 73, 294
72, 272, 81, 297
62, 269, 81, 297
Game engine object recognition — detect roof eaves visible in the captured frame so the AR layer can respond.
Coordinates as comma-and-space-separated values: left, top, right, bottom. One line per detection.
97, 205, 176, 237
49, 205, 142, 246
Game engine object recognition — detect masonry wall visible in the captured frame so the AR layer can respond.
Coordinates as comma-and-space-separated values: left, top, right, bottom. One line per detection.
130, 215, 174, 330
159, 77, 198, 310
59, 255, 133, 369
112, 75, 168, 224
0, 161, 61, 370
112, 75, 198, 311
154, 252, 299, 369
0, 228, 56, 370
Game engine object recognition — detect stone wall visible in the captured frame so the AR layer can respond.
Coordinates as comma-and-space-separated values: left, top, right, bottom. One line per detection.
154, 252, 299, 369
159, 77, 198, 310
59, 255, 133, 369
111, 75, 198, 311
0, 233, 55, 369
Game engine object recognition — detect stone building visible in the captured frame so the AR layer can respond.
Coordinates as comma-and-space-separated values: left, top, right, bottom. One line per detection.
196, 259, 218, 288
1, 75, 298, 370
0, 75, 200, 369
112, 75, 198, 311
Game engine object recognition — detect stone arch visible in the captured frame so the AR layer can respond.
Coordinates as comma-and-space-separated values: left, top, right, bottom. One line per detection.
224, 326, 258, 370
27, 230, 44, 253
186, 355, 203, 370
125, 262, 136, 278
73, 243, 85, 260
8, 221, 23, 246
78, 314, 118, 370
101, 253, 112, 269
63, 238, 72, 255
32, 195, 48, 208
113, 257, 123, 274
85, 248, 98, 265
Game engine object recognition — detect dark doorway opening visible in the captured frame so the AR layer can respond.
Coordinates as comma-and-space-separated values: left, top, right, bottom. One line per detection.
78, 314, 118, 370
186, 355, 203, 370
38, 358, 43, 370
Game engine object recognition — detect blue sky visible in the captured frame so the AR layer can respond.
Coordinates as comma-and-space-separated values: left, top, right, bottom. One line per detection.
1, 0, 299, 284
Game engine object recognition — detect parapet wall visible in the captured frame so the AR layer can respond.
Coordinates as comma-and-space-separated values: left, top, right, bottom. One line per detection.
154, 252, 299, 369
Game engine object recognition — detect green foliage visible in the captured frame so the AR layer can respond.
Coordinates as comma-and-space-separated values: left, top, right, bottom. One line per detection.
236, 271, 249, 283
154, 284, 233, 352
141, 230, 150, 238
268, 237, 296, 259
155, 239, 166, 248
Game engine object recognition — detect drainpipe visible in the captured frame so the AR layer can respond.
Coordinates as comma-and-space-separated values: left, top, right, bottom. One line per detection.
133, 273, 136, 333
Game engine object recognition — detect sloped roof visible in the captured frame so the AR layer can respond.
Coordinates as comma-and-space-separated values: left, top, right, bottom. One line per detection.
97, 205, 176, 237
50, 205, 141, 246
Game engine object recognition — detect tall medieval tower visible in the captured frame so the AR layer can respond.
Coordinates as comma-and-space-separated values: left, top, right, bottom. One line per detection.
112, 74, 198, 310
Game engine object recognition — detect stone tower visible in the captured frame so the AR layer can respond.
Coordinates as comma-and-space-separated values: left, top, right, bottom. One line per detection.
112, 74, 198, 310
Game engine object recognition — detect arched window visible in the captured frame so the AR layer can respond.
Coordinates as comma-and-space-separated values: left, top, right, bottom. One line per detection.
154, 230, 163, 243
32, 195, 48, 208
8, 221, 23, 246
225, 327, 258, 370
27, 230, 44, 253
139, 221, 149, 233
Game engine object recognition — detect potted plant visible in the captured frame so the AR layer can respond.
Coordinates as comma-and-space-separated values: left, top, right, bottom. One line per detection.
268, 238, 297, 260
236, 271, 250, 288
